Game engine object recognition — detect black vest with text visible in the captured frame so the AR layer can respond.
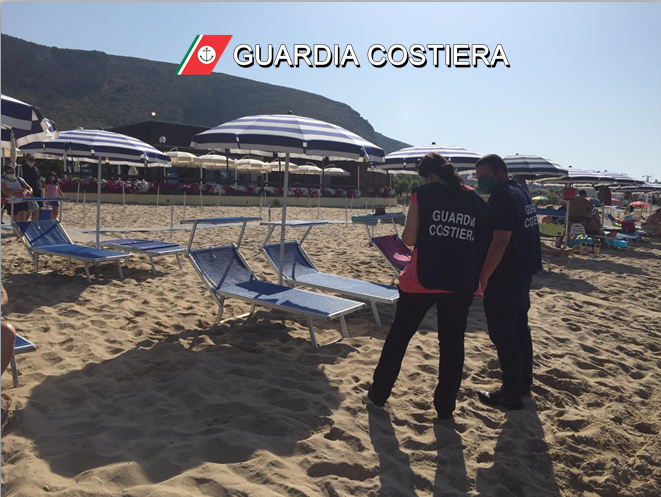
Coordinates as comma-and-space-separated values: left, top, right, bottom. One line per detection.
415, 182, 490, 293
490, 180, 543, 278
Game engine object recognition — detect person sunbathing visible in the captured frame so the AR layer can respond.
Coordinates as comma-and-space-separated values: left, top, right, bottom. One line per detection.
642, 208, 661, 237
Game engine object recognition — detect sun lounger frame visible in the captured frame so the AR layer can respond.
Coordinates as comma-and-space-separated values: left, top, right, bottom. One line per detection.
183, 217, 365, 348
99, 238, 185, 274
260, 221, 398, 326
352, 213, 409, 285
10, 334, 37, 388
13, 220, 132, 283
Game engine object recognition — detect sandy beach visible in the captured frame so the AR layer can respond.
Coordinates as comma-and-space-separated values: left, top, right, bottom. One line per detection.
1, 203, 660, 496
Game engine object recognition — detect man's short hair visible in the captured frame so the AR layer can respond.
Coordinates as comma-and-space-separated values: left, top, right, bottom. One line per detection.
578, 190, 587, 196
475, 154, 508, 175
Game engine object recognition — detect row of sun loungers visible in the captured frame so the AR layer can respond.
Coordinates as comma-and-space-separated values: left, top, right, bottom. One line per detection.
10, 218, 399, 351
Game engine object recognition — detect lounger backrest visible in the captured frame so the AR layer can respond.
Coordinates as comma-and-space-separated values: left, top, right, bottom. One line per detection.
15, 220, 70, 248
372, 235, 412, 271
189, 245, 254, 290
263, 242, 318, 280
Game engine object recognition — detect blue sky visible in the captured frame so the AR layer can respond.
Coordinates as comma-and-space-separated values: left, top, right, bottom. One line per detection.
2, 2, 660, 180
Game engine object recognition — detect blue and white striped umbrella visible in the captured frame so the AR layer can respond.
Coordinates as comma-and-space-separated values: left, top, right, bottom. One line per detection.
21, 129, 170, 165
503, 155, 568, 179
600, 171, 643, 186
540, 168, 619, 186
379, 145, 482, 172
193, 114, 384, 285
192, 114, 385, 162
22, 129, 170, 249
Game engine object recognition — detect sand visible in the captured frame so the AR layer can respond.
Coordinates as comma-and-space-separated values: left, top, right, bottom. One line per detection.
1, 203, 660, 497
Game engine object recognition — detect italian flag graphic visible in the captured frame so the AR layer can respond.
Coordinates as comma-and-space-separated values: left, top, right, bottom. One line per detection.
177, 35, 233, 75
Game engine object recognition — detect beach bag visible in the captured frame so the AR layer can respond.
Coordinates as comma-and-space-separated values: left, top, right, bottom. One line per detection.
621, 220, 635, 233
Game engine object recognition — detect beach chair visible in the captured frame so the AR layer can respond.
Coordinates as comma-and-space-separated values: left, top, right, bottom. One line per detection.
9, 334, 37, 388
371, 235, 412, 284
14, 220, 132, 283
260, 221, 398, 327
99, 238, 185, 274
183, 217, 366, 348
351, 212, 410, 284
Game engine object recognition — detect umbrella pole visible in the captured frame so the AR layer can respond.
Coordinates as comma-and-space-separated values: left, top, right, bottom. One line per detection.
83, 191, 86, 227
199, 168, 204, 210
563, 197, 570, 249
278, 152, 290, 286
157, 186, 160, 207
345, 191, 348, 226
96, 158, 102, 249
170, 201, 174, 238
183, 191, 187, 220
122, 184, 125, 207
76, 182, 80, 204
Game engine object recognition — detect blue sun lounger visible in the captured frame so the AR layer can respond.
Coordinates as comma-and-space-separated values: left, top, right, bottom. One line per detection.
14, 220, 132, 283
10, 334, 37, 388
183, 217, 366, 348
99, 239, 185, 274
261, 221, 399, 326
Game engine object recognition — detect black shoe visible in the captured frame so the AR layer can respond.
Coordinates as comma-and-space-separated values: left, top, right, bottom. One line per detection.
477, 387, 524, 410
522, 386, 532, 397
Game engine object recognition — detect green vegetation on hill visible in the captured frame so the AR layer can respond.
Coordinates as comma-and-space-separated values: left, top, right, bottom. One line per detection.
1, 35, 410, 153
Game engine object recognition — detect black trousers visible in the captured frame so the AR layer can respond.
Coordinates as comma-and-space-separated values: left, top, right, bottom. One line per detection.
370, 289, 474, 415
483, 274, 533, 398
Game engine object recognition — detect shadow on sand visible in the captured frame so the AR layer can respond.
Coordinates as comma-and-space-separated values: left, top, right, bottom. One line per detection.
476, 403, 561, 497
5, 321, 355, 487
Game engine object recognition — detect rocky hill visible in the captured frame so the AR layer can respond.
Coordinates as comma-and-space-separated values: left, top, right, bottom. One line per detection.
1, 35, 409, 153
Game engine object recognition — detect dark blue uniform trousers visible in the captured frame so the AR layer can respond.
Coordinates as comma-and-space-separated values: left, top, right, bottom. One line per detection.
483, 273, 534, 398
370, 289, 474, 415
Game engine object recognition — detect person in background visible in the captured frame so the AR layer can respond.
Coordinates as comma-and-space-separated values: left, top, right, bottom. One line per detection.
1, 283, 17, 376
474, 154, 542, 410
642, 208, 661, 237
20, 154, 42, 221
43, 171, 64, 220
567, 190, 592, 230
364, 153, 490, 420
1, 165, 32, 222
585, 208, 605, 236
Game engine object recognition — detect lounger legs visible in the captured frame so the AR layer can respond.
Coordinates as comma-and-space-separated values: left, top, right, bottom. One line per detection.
84, 263, 91, 283
34, 254, 39, 274
340, 316, 349, 338
371, 301, 382, 327
149, 256, 157, 274
10, 356, 19, 388
176, 254, 183, 269
307, 318, 319, 349
117, 261, 125, 279
249, 304, 256, 317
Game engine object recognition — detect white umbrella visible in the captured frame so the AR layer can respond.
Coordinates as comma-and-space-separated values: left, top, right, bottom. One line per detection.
324, 166, 350, 177
191, 113, 384, 284
21, 129, 170, 248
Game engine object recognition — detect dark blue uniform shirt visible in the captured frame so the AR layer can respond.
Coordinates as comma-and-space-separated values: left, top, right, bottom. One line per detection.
488, 180, 542, 282
21, 163, 42, 197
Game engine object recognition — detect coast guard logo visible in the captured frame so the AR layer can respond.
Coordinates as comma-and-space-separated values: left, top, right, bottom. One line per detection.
177, 35, 232, 75
197, 46, 216, 64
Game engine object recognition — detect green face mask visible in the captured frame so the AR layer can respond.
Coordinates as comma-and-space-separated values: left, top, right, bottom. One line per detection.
478, 175, 496, 195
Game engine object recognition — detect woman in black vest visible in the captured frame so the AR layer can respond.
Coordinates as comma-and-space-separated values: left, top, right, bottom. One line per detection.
364, 153, 490, 419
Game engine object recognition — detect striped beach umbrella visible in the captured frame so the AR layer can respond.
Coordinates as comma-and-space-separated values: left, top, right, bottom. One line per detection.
379, 144, 481, 172
600, 171, 643, 186
22, 129, 170, 248
1, 95, 58, 168
503, 155, 568, 179
192, 114, 384, 285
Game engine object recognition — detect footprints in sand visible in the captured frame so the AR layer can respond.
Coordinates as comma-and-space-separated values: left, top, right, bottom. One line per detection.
307, 461, 379, 481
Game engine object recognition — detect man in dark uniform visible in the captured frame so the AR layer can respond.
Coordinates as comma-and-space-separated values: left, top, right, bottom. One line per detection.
474, 154, 542, 410
21, 154, 42, 220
